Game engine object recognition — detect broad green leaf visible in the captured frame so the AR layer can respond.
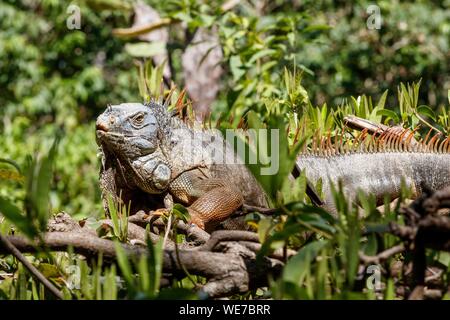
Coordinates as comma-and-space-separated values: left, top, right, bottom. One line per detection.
0, 197, 37, 238
283, 240, 328, 284
376, 109, 400, 123
125, 42, 166, 58
417, 105, 436, 121
257, 223, 304, 260
437, 252, 450, 269
38, 263, 61, 279
229, 55, 245, 80
248, 49, 276, 64
257, 218, 272, 243
172, 204, 190, 223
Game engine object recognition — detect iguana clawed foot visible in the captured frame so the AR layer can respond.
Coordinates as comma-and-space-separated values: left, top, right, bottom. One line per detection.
153, 208, 170, 217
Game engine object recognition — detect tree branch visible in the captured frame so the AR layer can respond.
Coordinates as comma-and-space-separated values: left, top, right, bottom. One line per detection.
112, 18, 175, 37
0, 233, 64, 300
359, 244, 405, 265
1, 232, 283, 298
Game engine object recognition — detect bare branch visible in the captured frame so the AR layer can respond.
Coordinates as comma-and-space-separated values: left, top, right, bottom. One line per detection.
359, 244, 405, 265
2, 232, 283, 298
198, 230, 260, 252
113, 18, 174, 37
241, 204, 278, 215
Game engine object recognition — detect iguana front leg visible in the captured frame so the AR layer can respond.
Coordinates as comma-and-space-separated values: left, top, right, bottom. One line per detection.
187, 185, 244, 231
169, 172, 244, 232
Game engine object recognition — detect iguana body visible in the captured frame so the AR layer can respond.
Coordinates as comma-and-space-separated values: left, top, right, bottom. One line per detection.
96, 102, 450, 231
96, 102, 267, 231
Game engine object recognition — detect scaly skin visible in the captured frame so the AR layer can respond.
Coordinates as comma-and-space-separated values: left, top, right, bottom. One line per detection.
296, 152, 450, 212
96, 102, 267, 231
96, 101, 450, 230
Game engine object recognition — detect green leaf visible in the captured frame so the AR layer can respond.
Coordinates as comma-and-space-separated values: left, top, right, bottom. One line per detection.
22, 137, 59, 233
138, 255, 150, 292
303, 24, 331, 33
85, 0, 132, 11
0, 197, 37, 238
376, 109, 400, 123
114, 241, 134, 289
257, 223, 304, 260
125, 42, 166, 58
257, 218, 272, 243
0, 158, 22, 173
38, 263, 61, 279
172, 204, 190, 223
229, 55, 245, 81
384, 278, 395, 300
246, 111, 264, 130
417, 105, 436, 121
437, 252, 450, 268
147, 236, 163, 296
285, 202, 337, 225
248, 49, 276, 64
107, 194, 120, 239
34, 137, 59, 230
283, 240, 328, 284
245, 114, 305, 203
376, 90, 388, 109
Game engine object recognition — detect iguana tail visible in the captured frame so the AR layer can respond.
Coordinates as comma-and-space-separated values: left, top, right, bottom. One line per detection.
295, 129, 450, 212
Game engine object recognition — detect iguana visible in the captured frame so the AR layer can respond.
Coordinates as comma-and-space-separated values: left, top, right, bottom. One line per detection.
96, 102, 268, 232
96, 102, 450, 231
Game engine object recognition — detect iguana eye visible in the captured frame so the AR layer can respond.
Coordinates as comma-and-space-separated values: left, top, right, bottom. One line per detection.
132, 113, 145, 127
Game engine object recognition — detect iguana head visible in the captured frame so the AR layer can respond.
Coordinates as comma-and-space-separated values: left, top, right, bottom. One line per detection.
96, 102, 175, 194
96, 102, 163, 159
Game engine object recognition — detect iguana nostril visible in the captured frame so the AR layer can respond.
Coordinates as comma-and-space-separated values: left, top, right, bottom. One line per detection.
96, 120, 109, 132
95, 114, 116, 132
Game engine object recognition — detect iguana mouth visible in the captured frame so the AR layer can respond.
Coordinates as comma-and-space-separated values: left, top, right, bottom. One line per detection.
96, 130, 124, 139
96, 130, 151, 142
95, 130, 126, 153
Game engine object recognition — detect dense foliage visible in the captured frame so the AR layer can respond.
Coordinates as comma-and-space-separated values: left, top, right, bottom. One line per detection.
0, 0, 449, 300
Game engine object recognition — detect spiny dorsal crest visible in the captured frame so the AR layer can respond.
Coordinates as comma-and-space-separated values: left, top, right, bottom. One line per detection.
304, 127, 450, 157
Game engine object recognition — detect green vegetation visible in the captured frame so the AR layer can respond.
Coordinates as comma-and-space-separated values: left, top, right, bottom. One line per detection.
0, 0, 449, 300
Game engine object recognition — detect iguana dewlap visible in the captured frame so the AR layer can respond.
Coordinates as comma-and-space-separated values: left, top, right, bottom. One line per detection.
96, 102, 268, 231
